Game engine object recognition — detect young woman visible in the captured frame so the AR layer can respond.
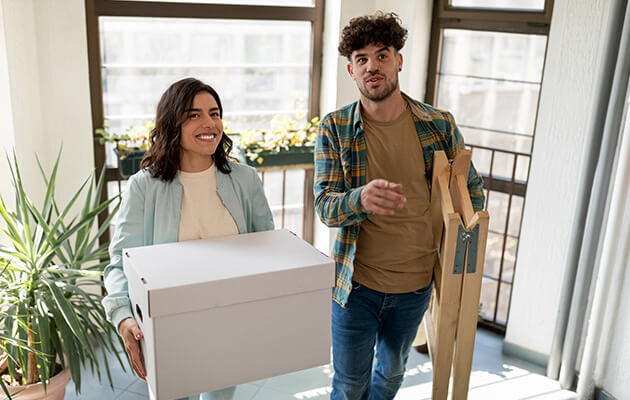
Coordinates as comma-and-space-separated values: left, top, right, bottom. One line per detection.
102, 77, 274, 399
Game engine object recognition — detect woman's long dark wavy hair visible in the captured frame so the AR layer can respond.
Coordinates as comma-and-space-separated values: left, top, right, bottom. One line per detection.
140, 77, 233, 181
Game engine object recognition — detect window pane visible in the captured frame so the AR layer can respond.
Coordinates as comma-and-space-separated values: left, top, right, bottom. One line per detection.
99, 16, 312, 155
450, 0, 544, 11
438, 75, 540, 138
479, 277, 497, 320
437, 29, 546, 155
441, 29, 547, 82
113, 0, 315, 6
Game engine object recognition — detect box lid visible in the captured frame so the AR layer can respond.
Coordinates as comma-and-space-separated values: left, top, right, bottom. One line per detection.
123, 229, 334, 318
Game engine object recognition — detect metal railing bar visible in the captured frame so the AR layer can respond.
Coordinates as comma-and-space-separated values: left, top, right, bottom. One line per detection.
482, 174, 527, 197
437, 71, 541, 85
468, 143, 531, 157
482, 274, 514, 285
104, 109, 307, 120
281, 169, 287, 228
460, 124, 533, 139
494, 153, 519, 322
487, 228, 520, 240
102, 62, 310, 69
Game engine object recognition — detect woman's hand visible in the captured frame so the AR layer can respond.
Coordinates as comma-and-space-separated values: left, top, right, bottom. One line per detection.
118, 318, 147, 380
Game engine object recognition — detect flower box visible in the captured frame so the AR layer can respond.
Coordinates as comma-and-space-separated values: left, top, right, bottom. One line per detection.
237, 146, 314, 168
114, 148, 146, 179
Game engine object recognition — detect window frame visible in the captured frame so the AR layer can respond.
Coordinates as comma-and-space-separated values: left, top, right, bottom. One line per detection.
425, 0, 554, 106
424, 0, 554, 332
84, 0, 325, 241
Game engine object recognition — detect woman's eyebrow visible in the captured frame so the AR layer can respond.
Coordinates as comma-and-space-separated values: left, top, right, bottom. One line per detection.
184, 107, 219, 112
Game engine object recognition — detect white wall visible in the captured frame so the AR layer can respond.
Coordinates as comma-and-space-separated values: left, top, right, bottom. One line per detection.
0, 1, 15, 209
0, 0, 94, 207
504, 0, 612, 358
1, 0, 47, 203
33, 0, 95, 201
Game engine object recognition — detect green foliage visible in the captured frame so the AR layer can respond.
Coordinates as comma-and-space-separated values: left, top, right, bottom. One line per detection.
0, 150, 125, 396
238, 115, 319, 164
95, 121, 154, 152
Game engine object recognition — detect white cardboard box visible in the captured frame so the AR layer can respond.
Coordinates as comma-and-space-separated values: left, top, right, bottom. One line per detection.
122, 229, 335, 400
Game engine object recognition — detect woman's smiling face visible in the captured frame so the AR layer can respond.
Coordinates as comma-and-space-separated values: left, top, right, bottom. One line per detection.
179, 91, 224, 169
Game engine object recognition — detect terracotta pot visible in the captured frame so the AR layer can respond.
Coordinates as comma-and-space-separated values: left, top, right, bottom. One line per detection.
0, 368, 71, 400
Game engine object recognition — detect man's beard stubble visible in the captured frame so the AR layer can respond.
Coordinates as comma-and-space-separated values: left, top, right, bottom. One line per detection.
358, 74, 399, 102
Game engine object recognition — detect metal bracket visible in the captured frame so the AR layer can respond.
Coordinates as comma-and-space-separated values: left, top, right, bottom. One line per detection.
452, 224, 480, 274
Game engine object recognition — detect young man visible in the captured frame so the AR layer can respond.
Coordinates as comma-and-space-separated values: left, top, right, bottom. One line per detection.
314, 12, 485, 400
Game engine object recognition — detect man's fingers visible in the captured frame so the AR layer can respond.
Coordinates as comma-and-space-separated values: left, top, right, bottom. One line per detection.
371, 179, 402, 191
370, 197, 403, 210
373, 189, 406, 203
367, 204, 395, 215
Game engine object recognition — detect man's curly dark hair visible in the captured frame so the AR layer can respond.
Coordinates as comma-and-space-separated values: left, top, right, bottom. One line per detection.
338, 12, 408, 60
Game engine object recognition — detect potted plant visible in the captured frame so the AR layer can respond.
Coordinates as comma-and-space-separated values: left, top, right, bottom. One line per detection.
237, 115, 319, 168
0, 151, 126, 399
95, 121, 154, 179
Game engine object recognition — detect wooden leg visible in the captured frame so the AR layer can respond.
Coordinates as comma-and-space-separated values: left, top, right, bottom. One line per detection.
431, 215, 462, 400
452, 213, 489, 400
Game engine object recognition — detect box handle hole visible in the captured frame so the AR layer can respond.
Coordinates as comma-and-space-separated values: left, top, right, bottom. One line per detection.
136, 304, 143, 323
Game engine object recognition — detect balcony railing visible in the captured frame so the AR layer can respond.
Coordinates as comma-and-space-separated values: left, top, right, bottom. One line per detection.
468, 143, 530, 331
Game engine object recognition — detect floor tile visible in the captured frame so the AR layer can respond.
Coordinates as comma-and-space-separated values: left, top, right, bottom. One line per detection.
125, 379, 260, 400
64, 381, 122, 400
262, 363, 333, 394
467, 373, 575, 400
124, 378, 149, 396
251, 385, 306, 400
114, 391, 149, 400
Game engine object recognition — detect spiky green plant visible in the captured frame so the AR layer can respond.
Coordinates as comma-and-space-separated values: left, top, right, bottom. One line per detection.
0, 150, 125, 397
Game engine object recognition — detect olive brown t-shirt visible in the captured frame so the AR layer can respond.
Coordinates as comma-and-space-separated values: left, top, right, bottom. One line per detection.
353, 106, 437, 293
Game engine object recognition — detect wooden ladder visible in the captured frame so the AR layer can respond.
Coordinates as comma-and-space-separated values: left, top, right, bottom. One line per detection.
424, 150, 490, 400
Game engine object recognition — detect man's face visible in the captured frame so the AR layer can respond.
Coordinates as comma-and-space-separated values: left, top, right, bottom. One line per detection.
347, 43, 402, 102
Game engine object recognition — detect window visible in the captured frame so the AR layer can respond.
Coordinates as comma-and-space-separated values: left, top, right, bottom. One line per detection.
98, 16, 313, 168
86, 0, 324, 242
450, 0, 544, 11
113, 0, 315, 5
426, 0, 554, 330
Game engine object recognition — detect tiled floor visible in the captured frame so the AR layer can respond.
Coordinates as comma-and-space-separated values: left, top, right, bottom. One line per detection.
64, 329, 576, 399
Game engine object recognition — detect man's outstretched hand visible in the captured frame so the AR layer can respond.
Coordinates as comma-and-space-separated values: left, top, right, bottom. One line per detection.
360, 179, 406, 215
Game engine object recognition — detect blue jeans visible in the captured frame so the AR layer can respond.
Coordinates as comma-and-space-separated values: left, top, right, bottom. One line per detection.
331, 280, 432, 400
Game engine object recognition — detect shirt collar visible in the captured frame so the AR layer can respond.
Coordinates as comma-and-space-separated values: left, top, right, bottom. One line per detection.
352, 91, 433, 134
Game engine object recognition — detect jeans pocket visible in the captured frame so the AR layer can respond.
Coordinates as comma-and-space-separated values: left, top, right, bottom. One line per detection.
412, 281, 433, 295
351, 281, 362, 291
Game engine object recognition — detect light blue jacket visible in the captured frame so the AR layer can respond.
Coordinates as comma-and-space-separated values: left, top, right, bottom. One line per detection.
102, 161, 274, 329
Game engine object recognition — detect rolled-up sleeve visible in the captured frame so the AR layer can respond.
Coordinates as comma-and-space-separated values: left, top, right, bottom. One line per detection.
314, 118, 368, 227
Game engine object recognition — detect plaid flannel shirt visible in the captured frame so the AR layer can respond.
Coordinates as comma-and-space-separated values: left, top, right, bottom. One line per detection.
314, 93, 485, 306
